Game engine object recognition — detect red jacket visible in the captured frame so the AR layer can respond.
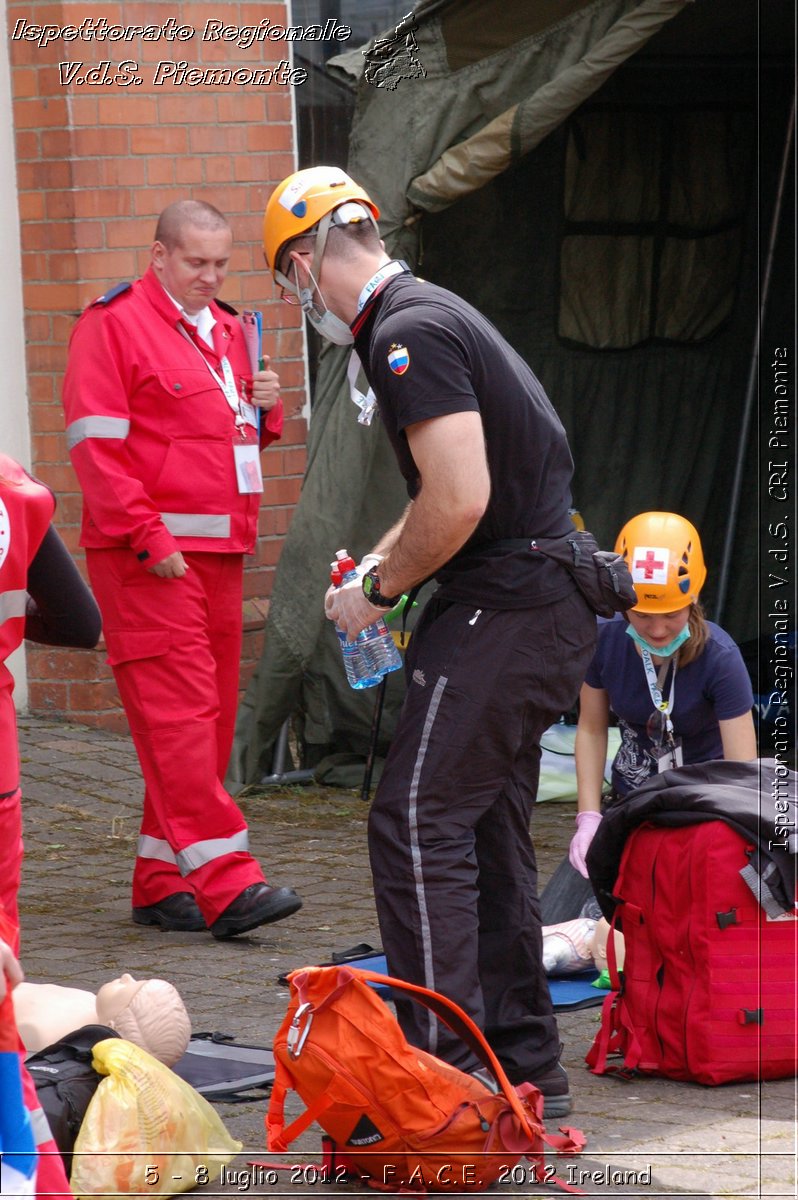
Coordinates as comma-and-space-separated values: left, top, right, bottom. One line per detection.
0, 454, 55, 790
63, 268, 282, 565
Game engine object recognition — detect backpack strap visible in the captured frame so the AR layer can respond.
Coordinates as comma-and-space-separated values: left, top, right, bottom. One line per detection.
344, 968, 543, 1145
267, 1056, 338, 1153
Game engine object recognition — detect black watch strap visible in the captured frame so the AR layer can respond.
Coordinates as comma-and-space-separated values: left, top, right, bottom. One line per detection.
362, 567, 401, 609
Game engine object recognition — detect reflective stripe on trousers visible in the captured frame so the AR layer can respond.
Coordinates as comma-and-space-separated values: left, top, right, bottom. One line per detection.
137, 830, 250, 875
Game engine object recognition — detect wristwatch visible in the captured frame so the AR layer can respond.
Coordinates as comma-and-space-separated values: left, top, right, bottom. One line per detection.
362, 567, 401, 609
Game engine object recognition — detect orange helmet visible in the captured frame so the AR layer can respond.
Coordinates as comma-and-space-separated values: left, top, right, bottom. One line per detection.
263, 166, 380, 284
615, 512, 706, 613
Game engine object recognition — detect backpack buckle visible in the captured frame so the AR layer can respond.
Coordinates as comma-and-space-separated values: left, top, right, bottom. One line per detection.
287, 1003, 314, 1058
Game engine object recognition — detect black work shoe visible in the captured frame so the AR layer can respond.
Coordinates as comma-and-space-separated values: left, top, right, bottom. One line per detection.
132, 892, 206, 932
531, 1062, 572, 1119
210, 883, 302, 940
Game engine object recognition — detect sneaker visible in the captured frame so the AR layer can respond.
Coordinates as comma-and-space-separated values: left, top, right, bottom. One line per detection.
470, 1062, 572, 1119
468, 1066, 500, 1094
531, 1062, 572, 1119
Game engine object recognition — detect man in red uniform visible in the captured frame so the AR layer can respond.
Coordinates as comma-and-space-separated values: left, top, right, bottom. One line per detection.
63, 200, 302, 939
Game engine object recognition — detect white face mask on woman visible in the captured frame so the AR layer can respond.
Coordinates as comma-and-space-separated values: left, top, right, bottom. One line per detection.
625, 622, 691, 658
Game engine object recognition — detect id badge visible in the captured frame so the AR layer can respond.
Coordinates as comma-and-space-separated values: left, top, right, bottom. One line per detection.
233, 441, 263, 494
656, 739, 683, 772
239, 400, 258, 428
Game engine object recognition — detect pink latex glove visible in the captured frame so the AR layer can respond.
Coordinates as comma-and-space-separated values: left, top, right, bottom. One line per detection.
569, 810, 603, 878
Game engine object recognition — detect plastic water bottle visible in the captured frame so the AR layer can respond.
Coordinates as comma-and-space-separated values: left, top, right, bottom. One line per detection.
335, 550, 403, 684
330, 557, 382, 690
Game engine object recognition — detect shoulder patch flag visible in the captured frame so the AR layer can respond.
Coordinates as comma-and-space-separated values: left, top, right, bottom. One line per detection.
387, 344, 410, 375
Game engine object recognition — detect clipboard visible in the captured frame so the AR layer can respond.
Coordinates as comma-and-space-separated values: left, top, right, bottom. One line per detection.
242, 310, 263, 436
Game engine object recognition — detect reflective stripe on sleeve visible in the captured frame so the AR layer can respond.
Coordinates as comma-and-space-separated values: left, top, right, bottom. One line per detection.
176, 830, 250, 875
28, 1105, 55, 1148
0, 590, 28, 624
66, 415, 131, 450
136, 835, 178, 865
160, 513, 231, 538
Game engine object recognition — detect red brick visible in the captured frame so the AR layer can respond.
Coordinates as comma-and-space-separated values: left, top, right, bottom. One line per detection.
69, 159, 104, 188
147, 158, 176, 185
24, 313, 50, 340
189, 125, 248, 154
65, 96, 99, 127
72, 190, 132, 218
262, 476, 301, 506
156, 94, 218, 125
131, 187, 183, 216
97, 96, 158, 125
22, 223, 76, 251
130, 126, 189, 155
105, 218, 153, 249
27, 376, 57, 404
28, 681, 69, 712
11, 68, 39, 98
204, 156, 236, 184
13, 96, 69, 128
70, 222, 104, 253
68, 679, 124, 713
216, 94, 268, 123
25, 341, 69, 371
17, 159, 73, 190
15, 129, 38, 157
102, 158, 147, 187
24, 282, 80, 312
34, 463, 79, 493
72, 128, 129, 156
43, 191, 75, 220
175, 157, 205, 185
245, 124, 291, 152
266, 93, 292, 122
40, 129, 73, 158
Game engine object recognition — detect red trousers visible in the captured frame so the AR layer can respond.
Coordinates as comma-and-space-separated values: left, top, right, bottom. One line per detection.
87, 548, 265, 923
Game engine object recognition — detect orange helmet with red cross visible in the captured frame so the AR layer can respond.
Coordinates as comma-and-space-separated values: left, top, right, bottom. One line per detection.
615, 512, 707, 613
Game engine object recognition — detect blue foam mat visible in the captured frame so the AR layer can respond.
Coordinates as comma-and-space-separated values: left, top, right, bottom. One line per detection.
330, 954, 610, 1009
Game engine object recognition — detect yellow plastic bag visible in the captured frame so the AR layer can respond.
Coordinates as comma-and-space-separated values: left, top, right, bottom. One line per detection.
70, 1038, 241, 1197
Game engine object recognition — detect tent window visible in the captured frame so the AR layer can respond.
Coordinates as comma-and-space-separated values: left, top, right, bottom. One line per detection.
558, 108, 752, 349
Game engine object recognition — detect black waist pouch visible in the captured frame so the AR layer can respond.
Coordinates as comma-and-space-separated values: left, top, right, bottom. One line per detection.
530, 531, 637, 618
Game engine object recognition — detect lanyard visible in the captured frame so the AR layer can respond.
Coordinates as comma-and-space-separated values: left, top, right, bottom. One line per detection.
356, 260, 408, 314
347, 351, 377, 426
178, 324, 247, 426
640, 647, 678, 735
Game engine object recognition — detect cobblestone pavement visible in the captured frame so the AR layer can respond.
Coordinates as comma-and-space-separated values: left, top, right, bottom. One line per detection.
15, 716, 797, 1200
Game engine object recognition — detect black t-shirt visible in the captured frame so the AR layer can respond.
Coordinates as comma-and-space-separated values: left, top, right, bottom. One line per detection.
354, 273, 577, 608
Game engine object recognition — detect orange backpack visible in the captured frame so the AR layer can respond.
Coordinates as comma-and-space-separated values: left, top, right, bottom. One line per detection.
267, 966, 586, 1193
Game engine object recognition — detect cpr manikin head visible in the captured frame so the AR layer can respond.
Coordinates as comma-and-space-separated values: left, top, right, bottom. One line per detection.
95, 974, 191, 1067
589, 917, 626, 973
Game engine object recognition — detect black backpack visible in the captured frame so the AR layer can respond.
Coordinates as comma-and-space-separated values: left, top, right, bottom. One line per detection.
25, 1024, 120, 1173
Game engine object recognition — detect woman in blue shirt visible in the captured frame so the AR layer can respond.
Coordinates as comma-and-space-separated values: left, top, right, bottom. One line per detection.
570, 511, 757, 877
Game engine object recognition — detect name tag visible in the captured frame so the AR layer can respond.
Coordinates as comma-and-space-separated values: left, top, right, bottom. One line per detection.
656, 739, 683, 772
239, 400, 258, 428
233, 442, 263, 494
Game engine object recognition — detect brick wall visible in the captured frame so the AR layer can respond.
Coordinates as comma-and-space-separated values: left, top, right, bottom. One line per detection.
9, 0, 307, 729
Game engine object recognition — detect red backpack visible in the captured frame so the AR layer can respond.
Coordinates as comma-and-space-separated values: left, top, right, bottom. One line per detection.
587, 820, 798, 1085
267, 965, 586, 1193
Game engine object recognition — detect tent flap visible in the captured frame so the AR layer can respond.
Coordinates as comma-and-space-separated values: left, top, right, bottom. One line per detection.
408, 0, 693, 213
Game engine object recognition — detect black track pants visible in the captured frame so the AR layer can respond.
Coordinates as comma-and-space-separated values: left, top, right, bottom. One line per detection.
368, 588, 596, 1081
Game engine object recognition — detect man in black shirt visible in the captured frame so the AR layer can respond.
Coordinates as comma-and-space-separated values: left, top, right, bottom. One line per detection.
263, 167, 596, 1116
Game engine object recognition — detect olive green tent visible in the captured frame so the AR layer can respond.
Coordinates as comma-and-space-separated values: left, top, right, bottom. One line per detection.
228, 0, 793, 790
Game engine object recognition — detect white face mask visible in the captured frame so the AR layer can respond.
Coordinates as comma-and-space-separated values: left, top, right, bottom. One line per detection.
625, 622, 691, 658
296, 264, 354, 346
